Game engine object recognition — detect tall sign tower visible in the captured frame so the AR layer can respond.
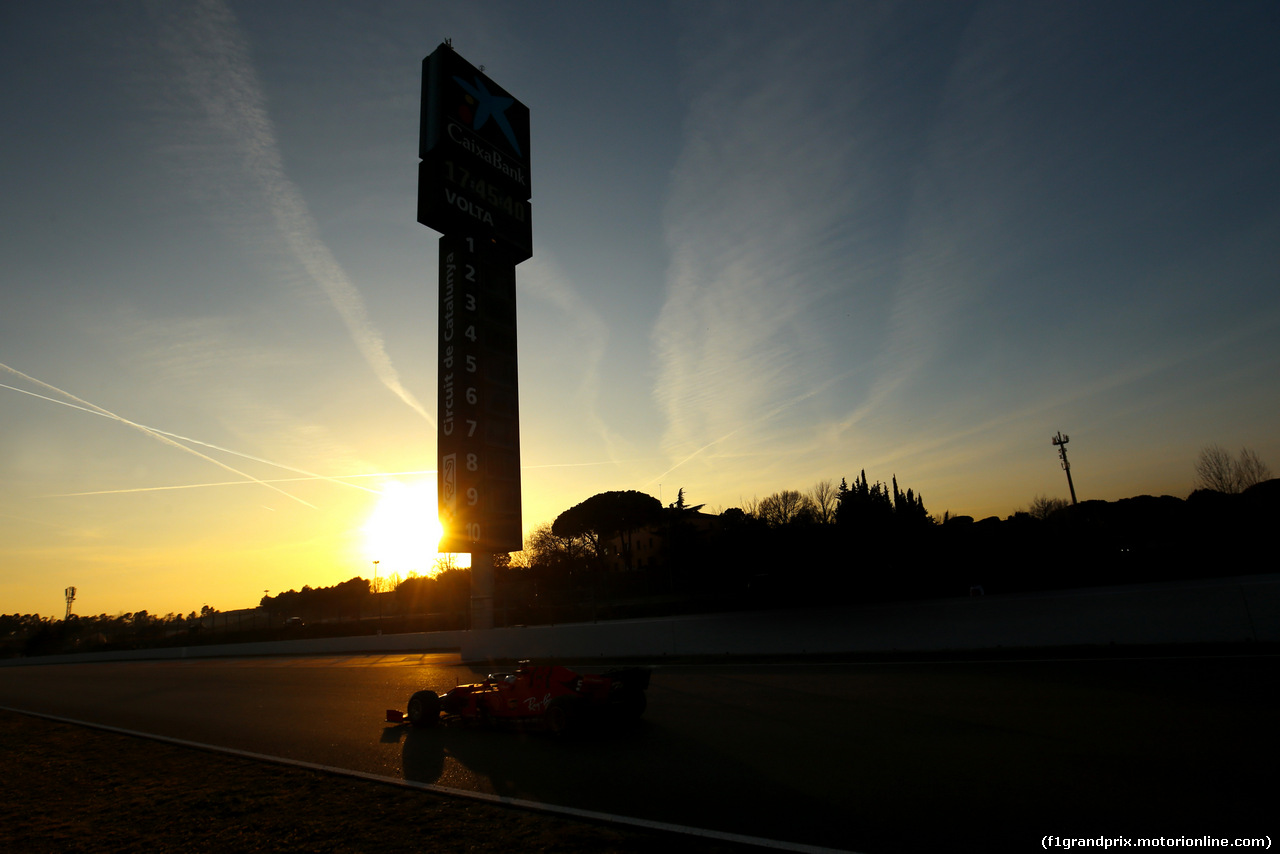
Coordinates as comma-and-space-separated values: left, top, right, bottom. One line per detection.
419, 42, 530, 630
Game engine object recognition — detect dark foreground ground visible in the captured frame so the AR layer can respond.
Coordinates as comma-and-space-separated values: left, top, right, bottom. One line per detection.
0, 710, 756, 854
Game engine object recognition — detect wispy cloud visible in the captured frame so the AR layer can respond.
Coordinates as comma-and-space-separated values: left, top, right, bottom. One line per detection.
653, 9, 886, 461
148, 0, 431, 425
654, 6, 1034, 481
645, 366, 858, 487
520, 248, 629, 459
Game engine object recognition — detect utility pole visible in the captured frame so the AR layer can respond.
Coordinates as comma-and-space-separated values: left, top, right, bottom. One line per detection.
64, 586, 76, 620
1051, 431, 1078, 505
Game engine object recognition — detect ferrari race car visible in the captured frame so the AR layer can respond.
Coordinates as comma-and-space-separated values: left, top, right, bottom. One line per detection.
391, 662, 650, 733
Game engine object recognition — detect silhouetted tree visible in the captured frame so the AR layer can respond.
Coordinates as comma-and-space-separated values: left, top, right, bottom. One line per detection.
1195, 445, 1272, 493
835, 470, 932, 557
261, 577, 369, 623
1026, 494, 1069, 520
810, 479, 838, 524
524, 521, 589, 575
890, 475, 930, 527
1235, 447, 1272, 490
757, 490, 816, 526
552, 490, 663, 570
836, 470, 894, 529
1196, 445, 1236, 492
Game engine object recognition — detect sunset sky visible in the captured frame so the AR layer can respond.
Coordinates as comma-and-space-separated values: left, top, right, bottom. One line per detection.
3, 1, 1278, 618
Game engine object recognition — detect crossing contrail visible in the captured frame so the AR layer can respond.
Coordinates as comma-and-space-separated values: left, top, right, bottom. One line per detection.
0, 363, 315, 508
47, 470, 439, 498
1, 382, 384, 497
6, 375, 665, 497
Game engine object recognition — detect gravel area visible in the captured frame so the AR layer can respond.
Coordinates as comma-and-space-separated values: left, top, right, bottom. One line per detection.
0, 710, 757, 853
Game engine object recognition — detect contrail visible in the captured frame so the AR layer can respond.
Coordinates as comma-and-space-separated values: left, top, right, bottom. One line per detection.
1, 382, 382, 496
151, 0, 433, 426
522, 458, 665, 470
51, 461, 665, 496
49, 470, 439, 498
0, 363, 315, 508
8, 374, 663, 495
6, 374, 674, 500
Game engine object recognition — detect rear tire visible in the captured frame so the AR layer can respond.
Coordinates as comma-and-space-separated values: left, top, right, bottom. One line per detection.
407, 690, 440, 728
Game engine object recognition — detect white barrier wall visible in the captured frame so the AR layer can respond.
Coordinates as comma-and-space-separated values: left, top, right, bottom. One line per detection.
459, 574, 1280, 661
2, 630, 466, 666
7, 575, 1276, 666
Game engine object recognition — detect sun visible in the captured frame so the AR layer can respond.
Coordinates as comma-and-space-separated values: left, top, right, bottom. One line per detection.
361, 480, 445, 578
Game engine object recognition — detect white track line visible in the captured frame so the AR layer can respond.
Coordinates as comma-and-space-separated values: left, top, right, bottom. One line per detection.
1, 706, 857, 854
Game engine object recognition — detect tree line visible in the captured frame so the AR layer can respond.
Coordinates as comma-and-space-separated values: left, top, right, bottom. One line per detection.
514, 448, 1276, 616
9, 446, 1273, 656
2, 606, 228, 658
511, 472, 944, 617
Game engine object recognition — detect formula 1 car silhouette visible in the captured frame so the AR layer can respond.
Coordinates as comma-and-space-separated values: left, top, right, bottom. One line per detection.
390, 662, 650, 733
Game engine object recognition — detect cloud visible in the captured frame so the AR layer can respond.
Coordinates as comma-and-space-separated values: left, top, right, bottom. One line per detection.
653, 8, 897, 461
147, 0, 431, 425
519, 247, 629, 459
652, 5, 1073, 473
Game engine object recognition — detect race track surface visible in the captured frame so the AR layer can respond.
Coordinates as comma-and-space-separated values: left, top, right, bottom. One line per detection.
1, 653, 1275, 852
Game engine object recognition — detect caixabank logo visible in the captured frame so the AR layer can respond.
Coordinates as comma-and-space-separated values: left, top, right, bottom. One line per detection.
451, 74, 522, 158
421, 44, 530, 199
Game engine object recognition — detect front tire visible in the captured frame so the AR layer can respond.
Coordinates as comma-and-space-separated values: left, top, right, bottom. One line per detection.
542, 696, 579, 735
407, 690, 440, 728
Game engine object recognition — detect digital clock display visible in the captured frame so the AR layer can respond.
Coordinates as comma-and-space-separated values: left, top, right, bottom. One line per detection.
417, 157, 532, 262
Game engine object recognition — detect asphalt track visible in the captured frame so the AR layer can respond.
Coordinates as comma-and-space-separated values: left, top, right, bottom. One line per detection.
1, 653, 1276, 852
